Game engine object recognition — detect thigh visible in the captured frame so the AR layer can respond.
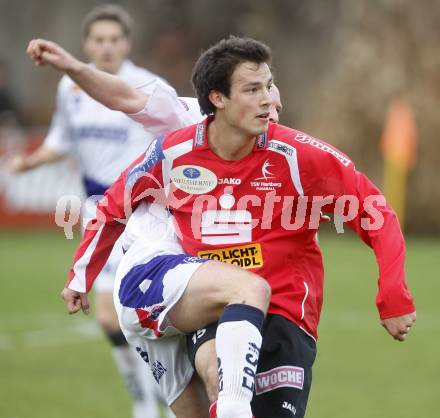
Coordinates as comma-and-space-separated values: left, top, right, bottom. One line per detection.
251, 315, 317, 418
116, 254, 208, 338
168, 259, 265, 333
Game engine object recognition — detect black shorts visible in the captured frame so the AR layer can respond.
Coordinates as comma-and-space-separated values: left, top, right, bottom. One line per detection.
187, 314, 317, 418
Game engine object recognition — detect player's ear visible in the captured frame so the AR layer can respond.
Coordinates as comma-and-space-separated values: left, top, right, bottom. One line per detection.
208, 90, 226, 111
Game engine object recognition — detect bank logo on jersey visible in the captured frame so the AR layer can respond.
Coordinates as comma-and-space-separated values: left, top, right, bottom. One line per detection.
198, 243, 263, 269
171, 165, 217, 194
200, 192, 252, 244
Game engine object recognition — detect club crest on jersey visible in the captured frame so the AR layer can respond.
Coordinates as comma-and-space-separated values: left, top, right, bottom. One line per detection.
250, 159, 282, 191
255, 159, 275, 181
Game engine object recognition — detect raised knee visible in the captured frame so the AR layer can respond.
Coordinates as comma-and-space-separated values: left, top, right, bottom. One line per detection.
251, 276, 271, 309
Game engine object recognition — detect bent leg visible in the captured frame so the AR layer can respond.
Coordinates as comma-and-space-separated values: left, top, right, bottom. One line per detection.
95, 291, 166, 418
117, 255, 271, 418
167, 260, 270, 418
167, 260, 270, 332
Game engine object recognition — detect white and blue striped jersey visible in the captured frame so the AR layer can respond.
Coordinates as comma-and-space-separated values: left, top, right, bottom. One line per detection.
44, 60, 160, 196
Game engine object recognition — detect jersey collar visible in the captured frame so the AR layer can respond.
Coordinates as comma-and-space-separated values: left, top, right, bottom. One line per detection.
193, 116, 274, 152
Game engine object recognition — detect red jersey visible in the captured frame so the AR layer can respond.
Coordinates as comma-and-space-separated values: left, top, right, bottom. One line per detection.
68, 119, 415, 339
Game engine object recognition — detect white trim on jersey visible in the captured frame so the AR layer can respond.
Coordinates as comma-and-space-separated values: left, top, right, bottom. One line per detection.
300, 281, 309, 321
70, 224, 106, 292
268, 139, 304, 196
162, 139, 194, 197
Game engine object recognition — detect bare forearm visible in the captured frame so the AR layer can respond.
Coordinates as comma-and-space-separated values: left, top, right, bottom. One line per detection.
8, 146, 64, 173
27, 39, 149, 114
66, 62, 148, 114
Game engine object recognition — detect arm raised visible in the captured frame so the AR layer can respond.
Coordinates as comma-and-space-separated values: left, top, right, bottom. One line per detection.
27, 38, 148, 114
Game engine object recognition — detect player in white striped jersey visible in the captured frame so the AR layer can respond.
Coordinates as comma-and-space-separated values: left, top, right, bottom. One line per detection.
26, 35, 282, 418
9, 5, 173, 418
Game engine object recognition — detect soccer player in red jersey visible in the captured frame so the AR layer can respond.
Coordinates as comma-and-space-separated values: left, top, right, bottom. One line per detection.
28, 36, 415, 418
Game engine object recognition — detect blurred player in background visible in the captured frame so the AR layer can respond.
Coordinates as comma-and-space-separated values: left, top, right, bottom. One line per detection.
9, 5, 173, 418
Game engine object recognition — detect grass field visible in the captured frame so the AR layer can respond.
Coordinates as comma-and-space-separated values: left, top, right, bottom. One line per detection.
0, 229, 438, 418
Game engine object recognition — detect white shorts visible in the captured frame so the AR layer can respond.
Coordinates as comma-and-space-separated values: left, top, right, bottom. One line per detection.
114, 254, 208, 405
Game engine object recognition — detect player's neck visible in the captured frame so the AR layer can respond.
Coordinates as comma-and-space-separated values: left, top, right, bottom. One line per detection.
208, 117, 255, 161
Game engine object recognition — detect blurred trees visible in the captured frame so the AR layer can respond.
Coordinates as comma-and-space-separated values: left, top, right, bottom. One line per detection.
1, 0, 439, 232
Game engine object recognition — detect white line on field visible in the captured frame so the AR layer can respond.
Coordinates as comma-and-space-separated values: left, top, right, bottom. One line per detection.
0, 310, 436, 351
0, 319, 103, 350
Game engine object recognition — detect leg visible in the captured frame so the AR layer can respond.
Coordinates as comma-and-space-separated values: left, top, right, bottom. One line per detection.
194, 339, 219, 403
170, 374, 210, 418
117, 255, 270, 418
167, 260, 270, 418
187, 323, 219, 404
167, 260, 270, 332
95, 291, 167, 418
251, 315, 316, 418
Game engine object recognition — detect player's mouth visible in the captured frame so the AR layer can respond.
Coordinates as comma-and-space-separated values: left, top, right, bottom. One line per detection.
256, 112, 270, 121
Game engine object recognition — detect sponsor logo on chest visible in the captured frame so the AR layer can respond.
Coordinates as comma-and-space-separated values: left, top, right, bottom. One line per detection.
198, 243, 263, 269
170, 165, 218, 194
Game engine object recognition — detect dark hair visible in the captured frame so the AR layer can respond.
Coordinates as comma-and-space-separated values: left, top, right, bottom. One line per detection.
82, 4, 133, 38
191, 36, 272, 115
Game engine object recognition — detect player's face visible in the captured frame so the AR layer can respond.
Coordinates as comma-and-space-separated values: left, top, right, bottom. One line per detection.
221, 61, 274, 137
268, 84, 282, 123
84, 20, 130, 74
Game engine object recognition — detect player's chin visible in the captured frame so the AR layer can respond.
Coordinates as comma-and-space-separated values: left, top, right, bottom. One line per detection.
250, 118, 269, 135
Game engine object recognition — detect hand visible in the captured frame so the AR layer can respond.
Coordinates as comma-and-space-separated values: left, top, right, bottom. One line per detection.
61, 287, 90, 315
7, 154, 29, 173
27, 39, 81, 72
381, 311, 416, 341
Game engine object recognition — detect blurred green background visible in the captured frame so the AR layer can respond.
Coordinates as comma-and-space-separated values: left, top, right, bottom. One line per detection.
0, 230, 438, 418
